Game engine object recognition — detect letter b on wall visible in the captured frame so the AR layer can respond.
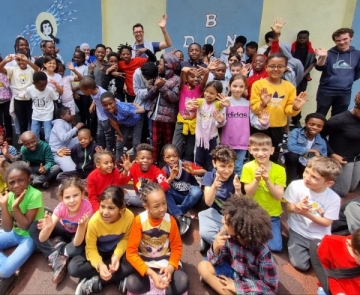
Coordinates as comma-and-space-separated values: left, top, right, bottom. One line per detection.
205, 14, 217, 27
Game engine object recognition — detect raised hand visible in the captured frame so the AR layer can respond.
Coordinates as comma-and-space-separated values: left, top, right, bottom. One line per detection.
109, 254, 120, 273
213, 229, 230, 252
207, 59, 221, 71
213, 109, 225, 123
67, 62, 75, 71
1, 141, 9, 156
39, 163, 46, 174
0, 191, 9, 206
135, 47, 148, 56
95, 146, 104, 153
293, 91, 309, 111
158, 14, 167, 28
217, 93, 231, 107
270, 17, 286, 34
185, 99, 199, 110
169, 165, 179, 180
182, 162, 194, 175
241, 64, 251, 76
196, 66, 209, 77
119, 154, 134, 172
15, 53, 28, 62
315, 48, 328, 57
12, 189, 26, 208
233, 176, 241, 194
258, 110, 270, 125
89, 62, 96, 72
106, 64, 118, 74
4, 55, 14, 63
260, 164, 269, 181
57, 147, 71, 157
255, 167, 263, 181
78, 213, 90, 228
213, 173, 222, 189
260, 88, 271, 108
37, 213, 53, 230
48, 79, 58, 86
75, 122, 84, 130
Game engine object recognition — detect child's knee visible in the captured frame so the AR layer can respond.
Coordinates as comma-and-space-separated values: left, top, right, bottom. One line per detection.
189, 186, 203, 200
198, 260, 214, 276
289, 255, 310, 271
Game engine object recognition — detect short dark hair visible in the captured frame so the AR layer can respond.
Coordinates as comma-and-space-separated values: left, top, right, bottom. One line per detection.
56, 106, 70, 118
304, 112, 327, 124
297, 30, 310, 37
235, 36, 247, 45
332, 28, 354, 41
202, 44, 214, 55
33, 71, 47, 83
141, 62, 158, 79
5, 161, 31, 182
228, 52, 241, 62
95, 44, 106, 50
246, 41, 258, 50
266, 52, 288, 65
211, 145, 237, 163
100, 91, 115, 102
133, 23, 144, 31
264, 31, 274, 43
118, 43, 133, 56
107, 52, 119, 60
136, 143, 153, 153
42, 40, 54, 48
100, 186, 125, 209
204, 81, 223, 94
188, 42, 201, 52
79, 76, 96, 90
230, 61, 243, 69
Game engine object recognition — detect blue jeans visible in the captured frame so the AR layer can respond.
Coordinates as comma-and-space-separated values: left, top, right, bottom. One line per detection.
268, 217, 283, 252
212, 261, 235, 279
31, 120, 52, 143
97, 119, 115, 151
165, 186, 203, 217
234, 149, 247, 177
0, 230, 36, 278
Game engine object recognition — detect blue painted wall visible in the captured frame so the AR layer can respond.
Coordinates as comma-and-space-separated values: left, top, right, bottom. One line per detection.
166, 0, 264, 57
0, 0, 102, 70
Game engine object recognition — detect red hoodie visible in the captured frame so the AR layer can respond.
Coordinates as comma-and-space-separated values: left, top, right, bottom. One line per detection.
247, 54, 268, 100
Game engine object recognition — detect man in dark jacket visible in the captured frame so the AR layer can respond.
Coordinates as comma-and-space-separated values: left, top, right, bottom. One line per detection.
315, 28, 360, 117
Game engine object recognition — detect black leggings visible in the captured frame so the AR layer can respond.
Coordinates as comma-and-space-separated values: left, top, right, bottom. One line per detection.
68, 253, 135, 284
0, 100, 13, 138
126, 268, 189, 295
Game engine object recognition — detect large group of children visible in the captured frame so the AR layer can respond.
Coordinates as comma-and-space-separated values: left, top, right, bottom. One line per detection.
0, 15, 360, 295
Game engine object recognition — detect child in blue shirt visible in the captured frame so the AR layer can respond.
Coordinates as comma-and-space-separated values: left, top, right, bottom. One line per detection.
285, 113, 327, 185
100, 91, 144, 161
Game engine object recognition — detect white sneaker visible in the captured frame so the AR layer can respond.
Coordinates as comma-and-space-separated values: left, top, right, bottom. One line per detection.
126, 148, 135, 155
123, 147, 128, 152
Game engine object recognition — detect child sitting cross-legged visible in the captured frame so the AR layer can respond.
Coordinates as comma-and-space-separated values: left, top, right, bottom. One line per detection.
118, 143, 169, 208
125, 180, 189, 295
241, 133, 286, 252
285, 156, 342, 271
161, 144, 205, 236
198, 145, 242, 253
198, 195, 279, 295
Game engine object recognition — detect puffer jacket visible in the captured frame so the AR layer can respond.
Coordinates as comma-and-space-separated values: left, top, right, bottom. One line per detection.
147, 53, 180, 123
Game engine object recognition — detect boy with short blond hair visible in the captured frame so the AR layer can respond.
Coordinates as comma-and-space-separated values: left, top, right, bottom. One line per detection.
285, 156, 342, 271
241, 133, 286, 252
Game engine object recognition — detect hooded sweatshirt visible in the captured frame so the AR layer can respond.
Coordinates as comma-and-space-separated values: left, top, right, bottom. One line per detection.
280, 43, 304, 87
49, 119, 78, 154
147, 53, 180, 123
315, 46, 360, 93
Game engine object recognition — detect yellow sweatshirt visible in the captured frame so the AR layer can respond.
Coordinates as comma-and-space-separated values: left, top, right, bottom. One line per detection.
250, 79, 299, 127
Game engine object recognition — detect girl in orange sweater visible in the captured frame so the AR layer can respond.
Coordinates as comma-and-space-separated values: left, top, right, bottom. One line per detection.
125, 181, 189, 295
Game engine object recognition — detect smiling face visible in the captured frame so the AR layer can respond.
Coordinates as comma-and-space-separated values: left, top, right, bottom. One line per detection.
305, 118, 325, 139
249, 143, 274, 165
62, 185, 84, 215
334, 33, 352, 51
188, 44, 201, 61
43, 42, 55, 55
212, 160, 235, 181
99, 198, 124, 223
101, 96, 117, 114
96, 154, 114, 174
253, 55, 266, 72
95, 47, 106, 62
136, 150, 153, 172
108, 56, 119, 68
144, 189, 167, 220
133, 25, 144, 43
44, 59, 57, 73
266, 57, 287, 81
213, 63, 226, 80
163, 148, 179, 168
186, 71, 199, 87
204, 85, 218, 104
120, 48, 132, 63
73, 51, 85, 66
7, 169, 31, 197
82, 46, 90, 57
229, 78, 246, 99
21, 133, 38, 152
17, 40, 30, 54
78, 130, 92, 148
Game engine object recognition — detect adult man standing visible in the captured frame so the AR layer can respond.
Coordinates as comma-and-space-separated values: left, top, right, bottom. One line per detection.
131, 14, 172, 57
315, 28, 360, 117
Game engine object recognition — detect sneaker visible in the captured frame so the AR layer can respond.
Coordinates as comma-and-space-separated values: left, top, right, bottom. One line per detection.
126, 148, 135, 155
0, 274, 16, 294
123, 146, 128, 152
75, 276, 102, 295
48, 249, 69, 284
177, 215, 190, 236
119, 277, 127, 293
199, 238, 210, 254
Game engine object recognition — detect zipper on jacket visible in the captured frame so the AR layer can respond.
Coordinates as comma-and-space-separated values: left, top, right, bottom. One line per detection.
82, 148, 87, 171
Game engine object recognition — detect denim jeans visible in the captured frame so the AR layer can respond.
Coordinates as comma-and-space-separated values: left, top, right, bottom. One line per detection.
31, 120, 53, 143
212, 261, 236, 279
268, 217, 283, 252
165, 186, 203, 217
97, 119, 115, 151
0, 230, 36, 278
234, 149, 247, 177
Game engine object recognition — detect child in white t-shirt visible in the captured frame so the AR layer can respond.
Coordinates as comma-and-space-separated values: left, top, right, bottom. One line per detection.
284, 156, 342, 271
25, 72, 58, 142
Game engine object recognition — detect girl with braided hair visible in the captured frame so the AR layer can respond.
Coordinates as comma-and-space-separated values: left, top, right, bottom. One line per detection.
117, 43, 156, 103
198, 195, 278, 295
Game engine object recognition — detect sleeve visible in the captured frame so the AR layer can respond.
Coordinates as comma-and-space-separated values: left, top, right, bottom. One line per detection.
113, 211, 134, 258
8, 146, 19, 157
126, 216, 149, 276
323, 194, 340, 221
53, 124, 78, 144
24, 87, 32, 100
145, 50, 157, 63
168, 216, 182, 270
87, 172, 100, 212
190, 162, 203, 171
133, 71, 149, 104
201, 171, 214, 188
20, 146, 29, 163
154, 167, 169, 191
207, 242, 230, 266
287, 129, 308, 155
6, 67, 14, 78
274, 166, 286, 187
283, 182, 298, 203
250, 81, 263, 115
70, 146, 78, 163
85, 217, 102, 269
122, 102, 137, 117
146, 86, 160, 102
101, 70, 111, 90
319, 137, 328, 156
270, 40, 280, 54
315, 59, 328, 71
152, 42, 161, 53
250, 111, 269, 130
237, 250, 278, 295
118, 169, 133, 185
159, 78, 180, 104
44, 145, 55, 171
283, 84, 299, 116
354, 55, 360, 81
26, 190, 43, 211
49, 88, 59, 101
240, 164, 254, 184
162, 167, 170, 177
52, 202, 64, 219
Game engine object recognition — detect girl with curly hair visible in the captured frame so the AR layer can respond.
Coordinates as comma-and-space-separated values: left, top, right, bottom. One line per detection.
198, 195, 278, 295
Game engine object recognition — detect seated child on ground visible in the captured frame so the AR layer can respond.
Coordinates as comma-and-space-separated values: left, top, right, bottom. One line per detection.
285, 156, 342, 271
198, 195, 279, 295
118, 144, 169, 208
20, 131, 61, 188
198, 145, 241, 252
162, 144, 205, 235
241, 133, 286, 252
25, 71, 58, 143
35, 177, 93, 284
68, 186, 135, 294
86, 150, 123, 212
310, 228, 360, 295
0, 162, 44, 284
56, 128, 101, 182
49, 107, 84, 172
126, 181, 189, 295
0, 126, 19, 162
285, 113, 327, 185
